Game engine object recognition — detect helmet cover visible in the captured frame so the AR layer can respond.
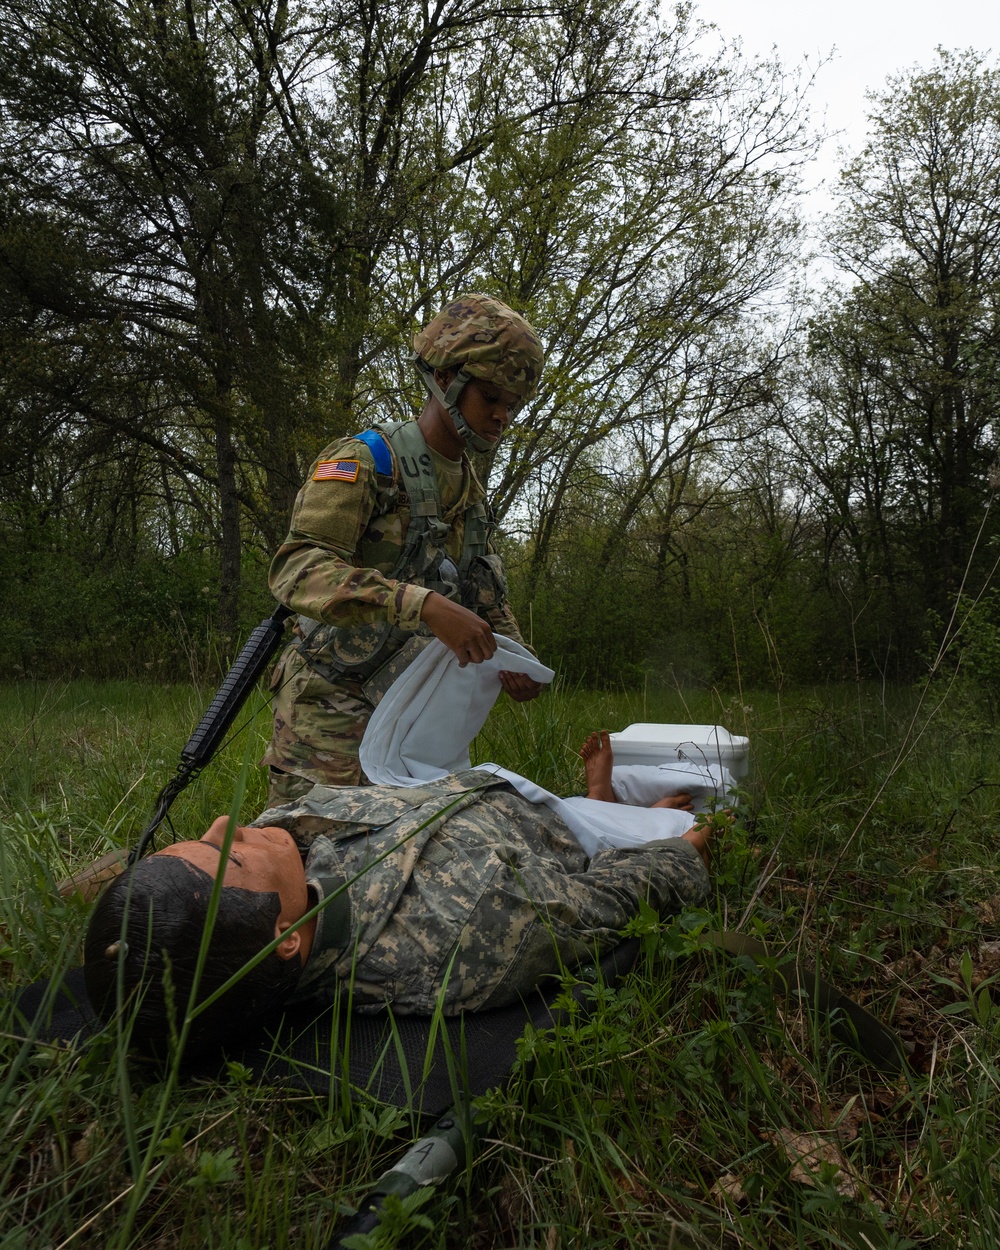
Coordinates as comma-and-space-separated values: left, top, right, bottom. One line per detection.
412, 293, 544, 401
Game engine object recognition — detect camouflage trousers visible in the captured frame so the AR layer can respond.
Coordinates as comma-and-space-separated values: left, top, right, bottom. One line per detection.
261, 646, 373, 804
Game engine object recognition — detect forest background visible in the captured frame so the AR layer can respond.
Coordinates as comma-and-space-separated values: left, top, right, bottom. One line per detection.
4, 0, 1000, 695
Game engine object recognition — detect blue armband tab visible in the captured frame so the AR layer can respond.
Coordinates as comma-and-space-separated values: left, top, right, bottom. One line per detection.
353, 429, 393, 477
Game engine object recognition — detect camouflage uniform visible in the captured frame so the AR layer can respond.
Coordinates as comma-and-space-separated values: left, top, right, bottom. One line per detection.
250, 773, 709, 1015
263, 295, 544, 803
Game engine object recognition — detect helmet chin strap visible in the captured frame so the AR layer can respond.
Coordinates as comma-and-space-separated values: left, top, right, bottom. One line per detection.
412, 354, 496, 454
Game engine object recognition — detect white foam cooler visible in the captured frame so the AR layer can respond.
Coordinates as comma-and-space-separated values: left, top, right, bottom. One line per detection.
608, 723, 750, 779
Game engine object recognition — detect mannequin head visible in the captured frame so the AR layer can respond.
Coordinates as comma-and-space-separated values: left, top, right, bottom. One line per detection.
84, 820, 312, 1056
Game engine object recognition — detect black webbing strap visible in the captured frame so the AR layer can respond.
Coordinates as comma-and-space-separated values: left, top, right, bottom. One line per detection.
698, 931, 911, 1078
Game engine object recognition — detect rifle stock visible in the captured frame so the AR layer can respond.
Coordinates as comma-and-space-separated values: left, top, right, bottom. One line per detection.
56, 847, 130, 901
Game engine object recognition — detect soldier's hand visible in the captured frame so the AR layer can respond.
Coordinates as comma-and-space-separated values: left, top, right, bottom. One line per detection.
421, 592, 498, 666
499, 671, 544, 702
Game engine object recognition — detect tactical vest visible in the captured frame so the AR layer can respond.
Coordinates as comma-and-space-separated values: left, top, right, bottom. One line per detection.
293, 420, 507, 687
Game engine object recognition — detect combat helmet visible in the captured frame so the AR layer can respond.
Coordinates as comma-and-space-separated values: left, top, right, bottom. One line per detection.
411, 293, 544, 453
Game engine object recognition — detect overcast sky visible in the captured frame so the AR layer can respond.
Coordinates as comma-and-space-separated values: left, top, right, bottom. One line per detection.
690, 0, 1000, 219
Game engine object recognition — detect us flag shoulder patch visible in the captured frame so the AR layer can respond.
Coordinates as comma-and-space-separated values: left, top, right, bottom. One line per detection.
313, 459, 360, 483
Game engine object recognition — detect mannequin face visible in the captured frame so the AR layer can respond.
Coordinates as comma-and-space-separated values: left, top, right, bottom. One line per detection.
156, 817, 311, 961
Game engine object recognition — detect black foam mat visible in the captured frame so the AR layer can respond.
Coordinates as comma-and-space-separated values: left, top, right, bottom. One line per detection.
12, 940, 640, 1118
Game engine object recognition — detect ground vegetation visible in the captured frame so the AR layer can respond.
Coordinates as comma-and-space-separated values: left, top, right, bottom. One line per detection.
4, 673, 1000, 1246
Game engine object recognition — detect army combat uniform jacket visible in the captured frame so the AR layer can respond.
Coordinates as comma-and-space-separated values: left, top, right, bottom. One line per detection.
250, 772, 709, 1015
263, 423, 528, 798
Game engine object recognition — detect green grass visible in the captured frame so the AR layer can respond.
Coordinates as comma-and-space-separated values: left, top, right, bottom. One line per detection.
3, 675, 1000, 1246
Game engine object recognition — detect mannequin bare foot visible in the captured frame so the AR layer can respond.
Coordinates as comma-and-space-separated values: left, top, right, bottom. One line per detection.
651, 793, 694, 812
580, 730, 616, 803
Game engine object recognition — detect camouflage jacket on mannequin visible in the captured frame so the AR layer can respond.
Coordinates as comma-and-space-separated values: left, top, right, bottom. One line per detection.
250, 772, 710, 1015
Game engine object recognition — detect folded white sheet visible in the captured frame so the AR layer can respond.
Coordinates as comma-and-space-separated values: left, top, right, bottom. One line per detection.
611, 762, 731, 810
360, 635, 554, 782
359, 637, 702, 856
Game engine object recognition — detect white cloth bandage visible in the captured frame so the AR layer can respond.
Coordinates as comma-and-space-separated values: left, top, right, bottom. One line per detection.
359, 638, 705, 855
360, 635, 554, 782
